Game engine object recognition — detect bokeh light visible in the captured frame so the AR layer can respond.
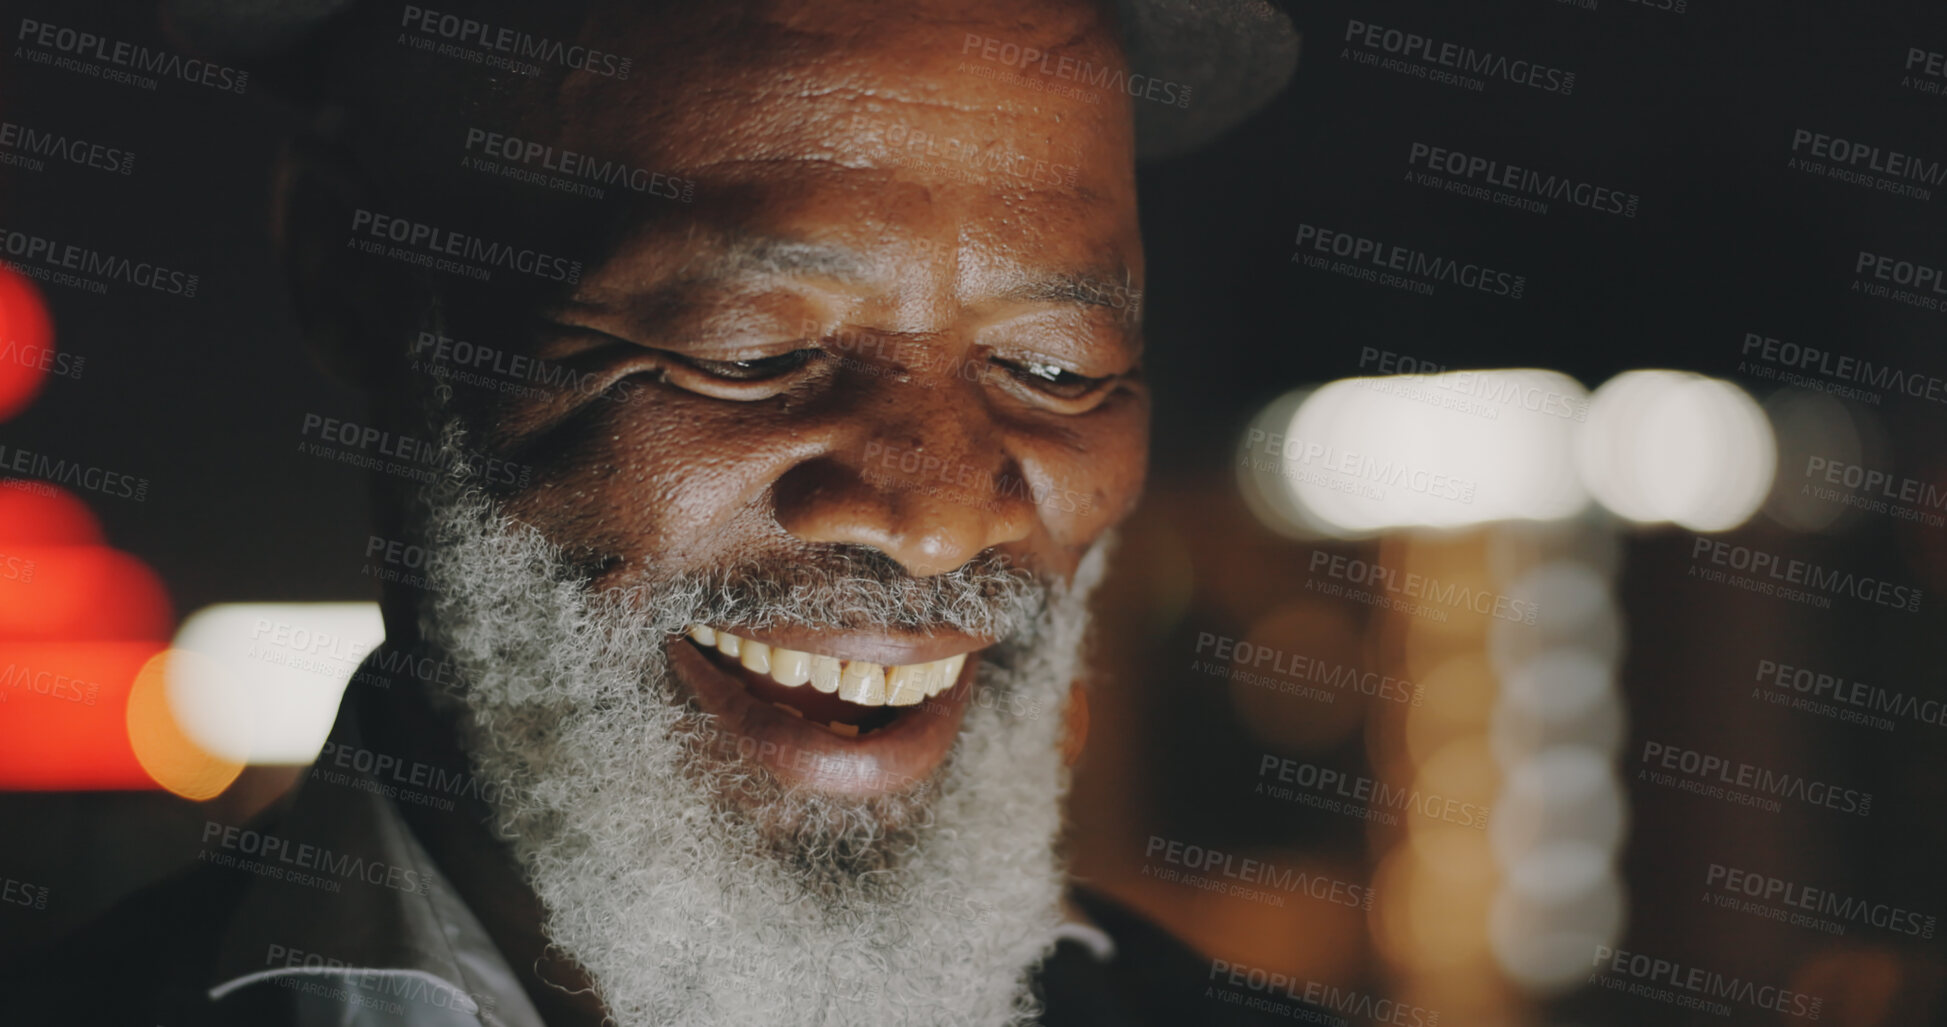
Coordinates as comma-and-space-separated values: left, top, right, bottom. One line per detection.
0, 266, 54, 421
167, 602, 383, 764
127, 649, 245, 800
1277, 370, 1591, 535
1577, 370, 1776, 531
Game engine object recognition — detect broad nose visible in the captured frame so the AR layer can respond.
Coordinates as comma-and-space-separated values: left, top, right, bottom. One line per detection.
773, 404, 1036, 578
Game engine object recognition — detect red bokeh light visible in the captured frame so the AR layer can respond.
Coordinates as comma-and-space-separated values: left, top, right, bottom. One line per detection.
0, 641, 160, 789
0, 544, 172, 641
0, 266, 54, 422
0, 486, 102, 545
0, 484, 172, 791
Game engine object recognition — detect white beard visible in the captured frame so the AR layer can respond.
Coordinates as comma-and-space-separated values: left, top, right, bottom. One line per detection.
415, 481, 1110, 1027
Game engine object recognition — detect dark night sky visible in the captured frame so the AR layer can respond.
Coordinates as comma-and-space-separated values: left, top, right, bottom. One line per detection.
6, 0, 1946, 614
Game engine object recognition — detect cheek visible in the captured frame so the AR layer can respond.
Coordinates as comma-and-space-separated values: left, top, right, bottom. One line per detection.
492, 389, 812, 569
1017, 395, 1149, 547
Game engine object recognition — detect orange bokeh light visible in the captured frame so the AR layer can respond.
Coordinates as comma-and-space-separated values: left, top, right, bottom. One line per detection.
126, 649, 244, 800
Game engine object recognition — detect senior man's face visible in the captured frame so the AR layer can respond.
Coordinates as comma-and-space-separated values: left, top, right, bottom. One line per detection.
356, 1, 1147, 1023
407, 0, 1146, 797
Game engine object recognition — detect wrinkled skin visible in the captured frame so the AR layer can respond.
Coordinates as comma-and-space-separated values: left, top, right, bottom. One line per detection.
287, 0, 1148, 1021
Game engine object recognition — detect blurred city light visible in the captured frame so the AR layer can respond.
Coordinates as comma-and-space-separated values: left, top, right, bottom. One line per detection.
127, 648, 244, 800
1244, 368, 1778, 537
1273, 370, 1590, 534
1577, 370, 1776, 532
0, 266, 54, 421
0, 485, 171, 791
166, 602, 382, 765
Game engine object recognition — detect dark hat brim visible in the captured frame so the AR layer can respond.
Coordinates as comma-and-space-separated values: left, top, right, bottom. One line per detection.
1119, 0, 1300, 159
162, 0, 1300, 158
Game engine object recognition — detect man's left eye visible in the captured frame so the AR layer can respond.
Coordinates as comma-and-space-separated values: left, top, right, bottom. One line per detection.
994, 358, 1113, 400
685, 349, 823, 381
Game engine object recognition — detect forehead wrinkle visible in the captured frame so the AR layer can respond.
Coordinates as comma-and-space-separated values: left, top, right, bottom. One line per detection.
996, 267, 1136, 307
681, 232, 877, 284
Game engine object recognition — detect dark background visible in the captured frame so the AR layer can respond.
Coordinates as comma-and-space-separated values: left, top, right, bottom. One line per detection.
3, 0, 1944, 1023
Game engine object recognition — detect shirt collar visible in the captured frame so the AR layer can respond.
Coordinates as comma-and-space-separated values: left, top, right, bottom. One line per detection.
205, 681, 545, 1027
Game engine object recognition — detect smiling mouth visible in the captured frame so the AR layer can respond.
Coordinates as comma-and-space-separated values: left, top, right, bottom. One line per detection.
685, 625, 973, 737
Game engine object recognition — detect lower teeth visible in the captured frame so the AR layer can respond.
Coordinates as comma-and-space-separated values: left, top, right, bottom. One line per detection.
787, 705, 901, 738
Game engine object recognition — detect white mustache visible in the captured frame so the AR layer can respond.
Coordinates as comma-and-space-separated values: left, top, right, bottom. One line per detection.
663, 544, 1049, 639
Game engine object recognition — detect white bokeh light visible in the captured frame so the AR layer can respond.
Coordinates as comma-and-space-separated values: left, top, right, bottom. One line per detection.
169, 602, 382, 764
1577, 370, 1776, 531
1272, 370, 1591, 535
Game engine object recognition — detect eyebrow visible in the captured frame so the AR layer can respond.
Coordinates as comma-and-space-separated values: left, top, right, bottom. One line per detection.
584, 228, 1138, 323
677, 233, 876, 284
999, 268, 1141, 316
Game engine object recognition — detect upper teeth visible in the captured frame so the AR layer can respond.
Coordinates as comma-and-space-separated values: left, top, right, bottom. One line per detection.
688, 627, 968, 708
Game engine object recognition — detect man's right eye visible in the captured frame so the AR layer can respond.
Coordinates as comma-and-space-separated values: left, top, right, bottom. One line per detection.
681, 349, 824, 382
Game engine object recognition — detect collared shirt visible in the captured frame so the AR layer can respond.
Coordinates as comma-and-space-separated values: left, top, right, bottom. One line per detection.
200, 681, 1116, 1026
204, 699, 547, 1026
